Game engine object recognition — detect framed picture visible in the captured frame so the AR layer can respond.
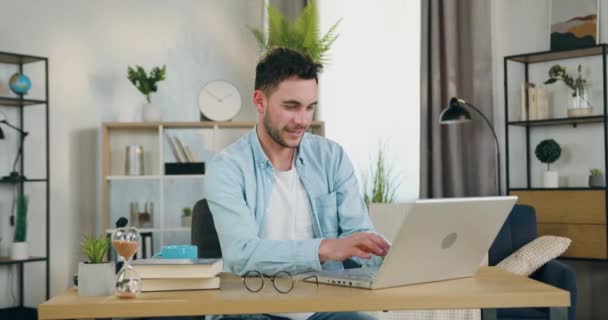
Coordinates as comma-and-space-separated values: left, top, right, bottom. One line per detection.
550, 0, 599, 51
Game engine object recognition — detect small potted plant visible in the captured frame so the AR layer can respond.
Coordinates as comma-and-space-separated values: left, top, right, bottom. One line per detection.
127, 64, 166, 122
589, 168, 605, 188
544, 64, 591, 117
534, 139, 562, 188
77, 234, 115, 296
181, 207, 192, 228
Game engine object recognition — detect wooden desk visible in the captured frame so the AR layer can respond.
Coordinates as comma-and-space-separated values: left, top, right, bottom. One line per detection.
38, 267, 570, 320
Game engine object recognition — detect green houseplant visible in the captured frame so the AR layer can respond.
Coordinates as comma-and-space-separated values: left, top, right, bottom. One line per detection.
544, 64, 592, 117
127, 64, 166, 122
249, 1, 340, 64
589, 168, 605, 188
534, 139, 562, 188
11, 194, 29, 260
363, 143, 400, 206
181, 206, 192, 228
78, 234, 115, 296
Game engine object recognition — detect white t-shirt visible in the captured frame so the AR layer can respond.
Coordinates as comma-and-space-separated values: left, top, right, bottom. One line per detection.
263, 163, 314, 320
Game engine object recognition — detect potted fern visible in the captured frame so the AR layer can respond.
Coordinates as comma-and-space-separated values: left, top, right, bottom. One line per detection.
127, 64, 166, 122
534, 139, 562, 188
249, 1, 340, 64
11, 194, 29, 260
78, 234, 114, 296
589, 168, 605, 188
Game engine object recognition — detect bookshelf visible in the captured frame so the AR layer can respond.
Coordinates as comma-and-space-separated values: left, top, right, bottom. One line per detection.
101, 121, 325, 257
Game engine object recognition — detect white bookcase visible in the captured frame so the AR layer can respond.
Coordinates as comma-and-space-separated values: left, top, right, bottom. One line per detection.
101, 121, 325, 256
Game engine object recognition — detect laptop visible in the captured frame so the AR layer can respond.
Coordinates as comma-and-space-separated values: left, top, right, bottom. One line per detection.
308, 196, 517, 289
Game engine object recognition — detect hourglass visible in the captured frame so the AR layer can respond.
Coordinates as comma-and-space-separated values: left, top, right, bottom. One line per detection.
111, 227, 142, 298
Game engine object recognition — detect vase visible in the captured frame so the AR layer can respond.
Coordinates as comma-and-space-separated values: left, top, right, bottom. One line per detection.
567, 86, 592, 117
181, 215, 192, 228
142, 103, 162, 122
10, 242, 28, 260
589, 175, 605, 188
543, 170, 559, 188
77, 261, 115, 296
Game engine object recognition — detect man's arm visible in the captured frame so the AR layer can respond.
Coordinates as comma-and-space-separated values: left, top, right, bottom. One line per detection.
204, 156, 324, 276
318, 146, 390, 265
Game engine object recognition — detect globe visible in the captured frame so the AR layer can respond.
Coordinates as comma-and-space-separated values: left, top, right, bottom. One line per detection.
9, 73, 31, 95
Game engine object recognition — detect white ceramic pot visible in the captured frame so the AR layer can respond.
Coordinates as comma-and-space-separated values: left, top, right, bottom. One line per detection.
77, 261, 115, 296
181, 215, 192, 228
142, 103, 162, 122
543, 170, 559, 188
10, 242, 28, 260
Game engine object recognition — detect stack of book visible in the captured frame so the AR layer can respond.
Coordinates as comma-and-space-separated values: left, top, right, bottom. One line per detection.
168, 134, 199, 163
131, 258, 222, 292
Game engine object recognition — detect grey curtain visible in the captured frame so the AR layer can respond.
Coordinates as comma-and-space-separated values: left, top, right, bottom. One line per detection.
420, 0, 496, 198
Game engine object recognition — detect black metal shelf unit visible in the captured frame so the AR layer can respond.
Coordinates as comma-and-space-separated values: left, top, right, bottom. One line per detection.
0, 51, 50, 315
504, 44, 608, 191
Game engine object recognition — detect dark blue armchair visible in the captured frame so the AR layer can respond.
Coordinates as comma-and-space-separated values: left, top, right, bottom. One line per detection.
488, 204, 577, 320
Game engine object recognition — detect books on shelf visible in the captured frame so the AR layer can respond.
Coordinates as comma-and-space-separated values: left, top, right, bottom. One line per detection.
141, 276, 220, 292
167, 134, 201, 163
131, 258, 223, 279
520, 83, 549, 121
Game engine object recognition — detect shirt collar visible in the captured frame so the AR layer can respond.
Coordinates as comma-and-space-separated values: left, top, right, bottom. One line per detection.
249, 126, 306, 168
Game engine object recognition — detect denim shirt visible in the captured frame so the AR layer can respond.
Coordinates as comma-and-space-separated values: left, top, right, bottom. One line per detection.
203, 128, 382, 276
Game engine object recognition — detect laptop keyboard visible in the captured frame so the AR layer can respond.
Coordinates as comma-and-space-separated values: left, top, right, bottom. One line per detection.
322, 267, 379, 280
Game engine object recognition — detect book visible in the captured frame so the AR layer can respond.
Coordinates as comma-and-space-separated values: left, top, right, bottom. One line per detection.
131, 258, 222, 279
183, 145, 199, 162
173, 136, 190, 162
168, 135, 186, 163
141, 276, 220, 292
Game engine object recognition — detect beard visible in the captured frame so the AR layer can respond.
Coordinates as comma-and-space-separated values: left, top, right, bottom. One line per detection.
263, 112, 306, 149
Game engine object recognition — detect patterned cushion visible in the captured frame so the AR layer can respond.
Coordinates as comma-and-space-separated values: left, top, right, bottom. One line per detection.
496, 236, 571, 276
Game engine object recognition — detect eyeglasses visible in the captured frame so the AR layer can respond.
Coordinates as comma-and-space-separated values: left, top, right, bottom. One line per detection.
242, 270, 318, 294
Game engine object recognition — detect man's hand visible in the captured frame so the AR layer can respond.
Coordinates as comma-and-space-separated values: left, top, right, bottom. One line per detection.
318, 232, 390, 263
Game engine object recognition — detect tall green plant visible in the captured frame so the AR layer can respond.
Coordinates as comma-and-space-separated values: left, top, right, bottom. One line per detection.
363, 143, 400, 205
249, 1, 340, 63
127, 65, 167, 103
13, 194, 28, 242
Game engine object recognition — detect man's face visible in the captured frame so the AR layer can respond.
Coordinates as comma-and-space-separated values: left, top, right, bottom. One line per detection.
257, 76, 318, 149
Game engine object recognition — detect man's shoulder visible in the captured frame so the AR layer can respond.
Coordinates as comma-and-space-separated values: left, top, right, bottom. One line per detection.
208, 132, 253, 170
301, 133, 345, 161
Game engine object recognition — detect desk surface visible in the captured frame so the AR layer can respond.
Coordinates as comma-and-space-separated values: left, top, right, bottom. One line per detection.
38, 267, 570, 320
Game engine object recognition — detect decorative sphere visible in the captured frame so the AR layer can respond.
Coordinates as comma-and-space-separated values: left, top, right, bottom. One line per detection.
9, 73, 31, 95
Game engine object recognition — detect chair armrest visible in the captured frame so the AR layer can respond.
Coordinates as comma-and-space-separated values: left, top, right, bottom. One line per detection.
531, 260, 577, 320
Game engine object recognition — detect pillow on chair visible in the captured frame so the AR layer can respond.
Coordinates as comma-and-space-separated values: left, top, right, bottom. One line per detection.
496, 235, 572, 276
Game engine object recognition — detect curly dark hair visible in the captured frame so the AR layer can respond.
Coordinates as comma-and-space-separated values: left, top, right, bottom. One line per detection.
254, 47, 323, 96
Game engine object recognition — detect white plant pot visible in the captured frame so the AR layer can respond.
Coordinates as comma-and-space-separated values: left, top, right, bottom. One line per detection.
10, 242, 28, 260
78, 261, 115, 296
142, 103, 162, 122
543, 170, 559, 188
181, 215, 192, 228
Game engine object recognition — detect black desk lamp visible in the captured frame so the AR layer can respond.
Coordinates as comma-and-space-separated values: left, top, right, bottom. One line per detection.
0, 111, 29, 181
439, 97, 502, 195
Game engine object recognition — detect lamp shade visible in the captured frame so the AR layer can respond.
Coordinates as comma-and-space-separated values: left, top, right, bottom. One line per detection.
439, 97, 472, 124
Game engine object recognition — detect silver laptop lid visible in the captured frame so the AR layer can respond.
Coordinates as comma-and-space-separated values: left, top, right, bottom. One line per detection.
371, 196, 517, 289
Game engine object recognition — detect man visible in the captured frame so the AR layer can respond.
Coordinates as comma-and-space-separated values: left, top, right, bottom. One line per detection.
204, 47, 390, 320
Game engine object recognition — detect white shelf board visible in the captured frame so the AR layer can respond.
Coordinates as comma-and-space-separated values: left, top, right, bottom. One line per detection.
163, 174, 205, 179
164, 227, 191, 232
106, 175, 161, 181
105, 228, 162, 233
